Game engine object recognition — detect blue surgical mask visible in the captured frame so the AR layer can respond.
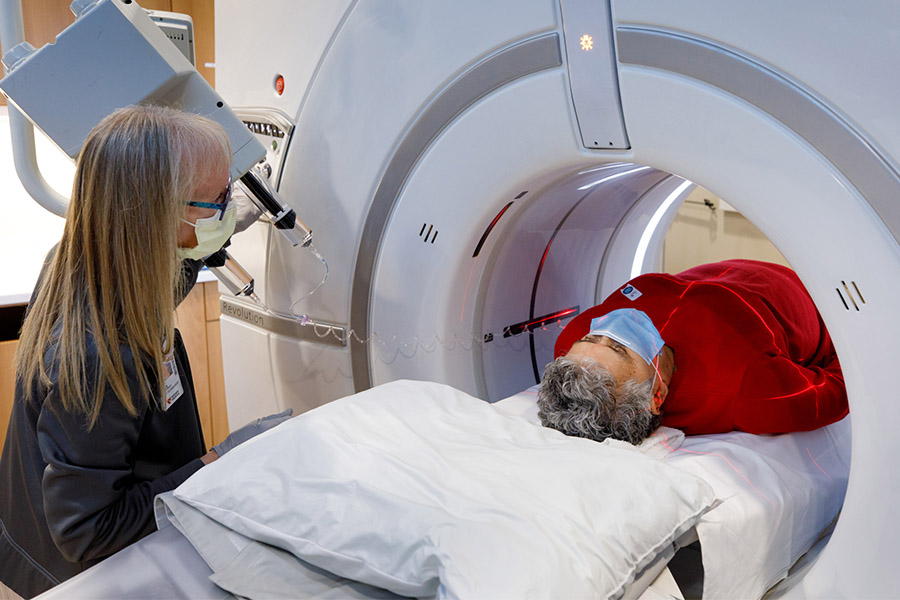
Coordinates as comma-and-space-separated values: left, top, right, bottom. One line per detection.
589, 308, 664, 367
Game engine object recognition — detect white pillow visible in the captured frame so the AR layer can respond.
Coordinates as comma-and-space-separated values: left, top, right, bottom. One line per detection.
175, 380, 717, 600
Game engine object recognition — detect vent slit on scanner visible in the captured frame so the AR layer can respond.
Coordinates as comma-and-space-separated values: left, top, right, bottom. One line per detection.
841, 281, 860, 311
836, 288, 849, 311
836, 280, 865, 311
852, 281, 866, 304
418, 223, 438, 243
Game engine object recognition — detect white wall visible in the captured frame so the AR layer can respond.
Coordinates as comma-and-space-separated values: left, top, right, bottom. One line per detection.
0, 107, 73, 305
663, 186, 789, 274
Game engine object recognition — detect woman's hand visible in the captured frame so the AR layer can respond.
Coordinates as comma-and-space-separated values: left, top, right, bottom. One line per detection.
200, 449, 219, 465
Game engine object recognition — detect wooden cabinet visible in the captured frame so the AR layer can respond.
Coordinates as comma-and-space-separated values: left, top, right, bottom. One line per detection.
174, 280, 230, 448
0, 340, 16, 453
171, 0, 216, 88
203, 282, 230, 443
1, 0, 215, 106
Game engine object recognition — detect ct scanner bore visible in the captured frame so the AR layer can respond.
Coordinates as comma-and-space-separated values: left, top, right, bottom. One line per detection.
475, 162, 691, 402
214, 2, 900, 596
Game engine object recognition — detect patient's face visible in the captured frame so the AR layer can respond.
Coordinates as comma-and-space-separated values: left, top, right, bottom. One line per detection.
566, 335, 655, 389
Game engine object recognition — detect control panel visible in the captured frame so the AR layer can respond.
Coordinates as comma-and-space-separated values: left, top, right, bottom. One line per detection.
234, 108, 295, 190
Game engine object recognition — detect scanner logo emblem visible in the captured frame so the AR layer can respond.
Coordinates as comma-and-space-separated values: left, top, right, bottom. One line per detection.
621, 285, 642, 301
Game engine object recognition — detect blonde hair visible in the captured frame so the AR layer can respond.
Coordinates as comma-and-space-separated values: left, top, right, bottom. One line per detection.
16, 105, 231, 426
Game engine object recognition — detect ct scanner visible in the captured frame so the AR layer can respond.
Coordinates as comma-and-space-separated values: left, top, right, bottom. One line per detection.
4, 0, 900, 597
215, 2, 900, 596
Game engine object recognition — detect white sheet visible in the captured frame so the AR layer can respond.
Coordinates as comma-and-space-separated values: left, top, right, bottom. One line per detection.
671, 420, 849, 599
156, 492, 403, 599
172, 380, 718, 600
497, 385, 851, 599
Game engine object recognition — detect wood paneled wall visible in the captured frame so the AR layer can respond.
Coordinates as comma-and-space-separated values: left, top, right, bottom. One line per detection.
171, 0, 215, 89
0, 340, 16, 453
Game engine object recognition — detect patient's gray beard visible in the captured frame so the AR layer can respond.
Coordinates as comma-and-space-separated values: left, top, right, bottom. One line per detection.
537, 357, 660, 445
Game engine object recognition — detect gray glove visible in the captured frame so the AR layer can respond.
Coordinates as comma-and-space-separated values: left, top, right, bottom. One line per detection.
233, 190, 264, 234
212, 408, 293, 456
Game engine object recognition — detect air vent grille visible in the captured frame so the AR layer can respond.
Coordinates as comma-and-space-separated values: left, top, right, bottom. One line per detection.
836, 280, 865, 311
418, 223, 438, 244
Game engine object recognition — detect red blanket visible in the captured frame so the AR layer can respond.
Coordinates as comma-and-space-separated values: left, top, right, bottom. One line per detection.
554, 260, 848, 434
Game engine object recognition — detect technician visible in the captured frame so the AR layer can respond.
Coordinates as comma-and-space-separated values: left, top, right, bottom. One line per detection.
538, 259, 848, 444
0, 105, 290, 598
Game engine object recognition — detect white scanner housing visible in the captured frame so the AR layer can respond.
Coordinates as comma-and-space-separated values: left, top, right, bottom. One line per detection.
212, 1, 900, 597
0, 0, 264, 181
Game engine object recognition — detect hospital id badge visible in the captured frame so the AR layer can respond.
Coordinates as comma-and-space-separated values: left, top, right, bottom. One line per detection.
163, 352, 184, 410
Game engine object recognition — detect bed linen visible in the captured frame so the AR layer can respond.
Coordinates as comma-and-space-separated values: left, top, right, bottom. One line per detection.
161, 380, 849, 599
155, 493, 403, 599
497, 386, 851, 599
169, 380, 719, 600
154, 491, 690, 600
669, 420, 849, 599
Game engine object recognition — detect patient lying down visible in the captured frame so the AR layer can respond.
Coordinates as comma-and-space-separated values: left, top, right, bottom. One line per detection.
538, 260, 849, 444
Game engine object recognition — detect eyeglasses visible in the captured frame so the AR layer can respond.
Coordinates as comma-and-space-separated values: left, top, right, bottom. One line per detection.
186, 180, 233, 221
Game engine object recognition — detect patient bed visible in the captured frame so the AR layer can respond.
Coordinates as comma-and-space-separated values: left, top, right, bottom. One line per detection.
37, 381, 849, 600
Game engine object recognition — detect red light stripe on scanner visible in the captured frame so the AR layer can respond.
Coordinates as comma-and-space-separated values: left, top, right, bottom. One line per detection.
472, 201, 514, 258
462, 202, 515, 321
460, 258, 479, 323
503, 306, 580, 337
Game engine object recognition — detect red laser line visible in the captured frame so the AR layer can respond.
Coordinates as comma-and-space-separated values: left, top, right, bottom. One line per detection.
655, 266, 737, 334
767, 379, 826, 401
807, 447, 833, 482
661, 433, 777, 510
703, 281, 781, 348
764, 365, 844, 420
710, 265, 736, 281
656, 280, 693, 333
644, 268, 831, 419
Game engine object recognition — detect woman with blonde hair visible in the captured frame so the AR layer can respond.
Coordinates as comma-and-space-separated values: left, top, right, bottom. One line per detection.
0, 105, 290, 598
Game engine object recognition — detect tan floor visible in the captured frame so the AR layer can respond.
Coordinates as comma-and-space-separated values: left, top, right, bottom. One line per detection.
0, 581, 24, 600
